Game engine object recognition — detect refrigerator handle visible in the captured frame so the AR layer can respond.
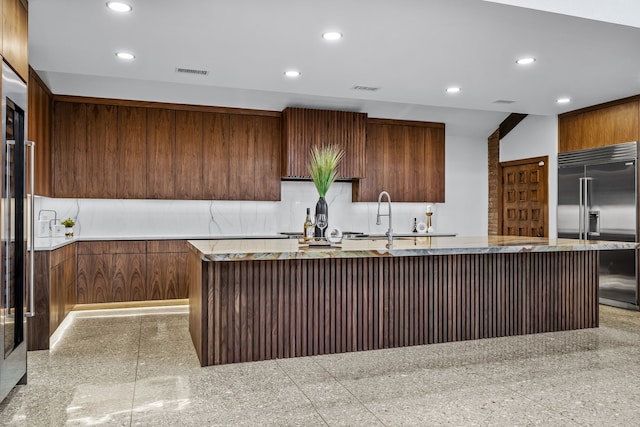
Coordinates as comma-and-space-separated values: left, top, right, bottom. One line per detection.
584, 177, 593, 240
579, 177, 585, 239
4, 140, 13, 314
26, 141, 35, 318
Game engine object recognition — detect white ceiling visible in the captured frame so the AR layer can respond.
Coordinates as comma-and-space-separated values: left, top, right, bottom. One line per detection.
28, 0, 640, 138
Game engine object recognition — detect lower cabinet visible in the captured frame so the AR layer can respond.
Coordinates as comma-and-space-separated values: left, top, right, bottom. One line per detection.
76, 240, 188, 304
28, 239, 189, 349
146, 241, 189, 300
28, 243, 77, 351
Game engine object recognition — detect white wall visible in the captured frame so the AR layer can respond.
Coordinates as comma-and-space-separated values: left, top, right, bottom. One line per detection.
499, 114, 558, 237
35, 135, 489, 239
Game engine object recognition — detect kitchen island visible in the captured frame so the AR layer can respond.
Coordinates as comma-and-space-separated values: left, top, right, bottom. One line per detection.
187, 236, 638, 366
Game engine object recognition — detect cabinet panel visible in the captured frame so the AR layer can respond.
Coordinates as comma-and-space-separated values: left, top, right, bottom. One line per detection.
281, 108, 366, 179
229, 114, 256, 200
147, 109, 176, 198
117, 106, 147, 198
558, 101, 639, 152
77, 254, 111, 304
86, 104, 118, 198
112, 253, 146, 302
203, 112, 230, 199
146, 240, 187, 253
63, 256, 77, 316
110, 241, 146, 254
28, 69, 54, 197
77, 241, 111, 255
147, 253, 188, 300
424, 127, 445, 201
53, 102, 87, 197
354, 120, 445, 202
254, 115, 281, 201
176, 110, 203, 199
2, 0, 28, 81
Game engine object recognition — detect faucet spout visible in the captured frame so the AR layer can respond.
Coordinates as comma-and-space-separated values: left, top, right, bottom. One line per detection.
376, 191, 393, 247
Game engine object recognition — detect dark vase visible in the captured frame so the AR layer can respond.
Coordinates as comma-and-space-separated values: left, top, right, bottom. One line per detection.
314, 196, 328, 237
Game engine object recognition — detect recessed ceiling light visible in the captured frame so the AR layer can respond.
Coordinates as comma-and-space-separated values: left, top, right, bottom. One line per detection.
322, 32, 343, 41
115, 52, 135, 60
106, 2, 132, 12
516, 57, 536, 65
284, 70, 301, 77
557, 97, 571, 104
446, 86, 461, 93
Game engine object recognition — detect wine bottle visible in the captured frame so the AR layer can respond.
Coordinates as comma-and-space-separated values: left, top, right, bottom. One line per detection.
303, 208, 314, 242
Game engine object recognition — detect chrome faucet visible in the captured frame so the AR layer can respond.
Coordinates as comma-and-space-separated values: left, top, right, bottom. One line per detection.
38, 209, 58, 230
376, 191, 393, 247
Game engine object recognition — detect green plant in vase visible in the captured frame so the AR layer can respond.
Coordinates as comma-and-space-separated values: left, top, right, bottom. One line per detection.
61, 218, 75, 238
308, 145, 344, 238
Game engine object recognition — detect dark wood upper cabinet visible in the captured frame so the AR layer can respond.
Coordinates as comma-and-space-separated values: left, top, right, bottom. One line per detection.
255, 115, 281, 201
53, 102, 87, 197
86, 104, 118, 198
51, 98, 281, 201
28, 68, 54, 197
558, 99, 640, 153
353, 119, 445, 203
2, 0, 28, 82
202, 112, 230, 200
117, 106, 147, 198
146, 109, 176, 198
176, 110, 204, 199
281, 107, 367, 179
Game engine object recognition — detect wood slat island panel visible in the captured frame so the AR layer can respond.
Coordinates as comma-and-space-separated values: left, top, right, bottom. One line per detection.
189, 249, 598, 366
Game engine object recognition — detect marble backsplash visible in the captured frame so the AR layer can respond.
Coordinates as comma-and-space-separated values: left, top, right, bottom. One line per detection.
34, 181, 463, 239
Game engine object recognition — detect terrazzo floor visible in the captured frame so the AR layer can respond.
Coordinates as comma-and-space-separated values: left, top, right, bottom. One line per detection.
1, 305, 640, 426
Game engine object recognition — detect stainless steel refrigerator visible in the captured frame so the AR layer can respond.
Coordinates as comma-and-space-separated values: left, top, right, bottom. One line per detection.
0, 61, 34, 402
558, 141, 638, 309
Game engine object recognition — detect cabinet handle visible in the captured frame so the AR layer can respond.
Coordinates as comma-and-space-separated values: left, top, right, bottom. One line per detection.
26, 140, 35, 317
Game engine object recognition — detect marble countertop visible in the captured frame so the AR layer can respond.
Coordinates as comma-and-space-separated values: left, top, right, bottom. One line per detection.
188, 236, 640, 262
31, 234, 290, 251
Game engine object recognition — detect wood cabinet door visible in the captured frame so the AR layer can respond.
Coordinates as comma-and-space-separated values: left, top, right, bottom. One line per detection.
147, 109, 176, 198
255, 115, 281, 201
176, 110, 203, 199
281, 108, 366, 179
228, 114, 256, 200
77, 254, 111, 304
86, 104, 118, 198
147, 253, 188, 300
2, 0, 28, 81
117, 106, 147, 198
53, 102, 87, 197
203, 112, 230, 199
28, 70, 54, 197
112, 253, 147, 302
354, 120, 445, 202
63, 256, 77, 316
558, 101, 639, 152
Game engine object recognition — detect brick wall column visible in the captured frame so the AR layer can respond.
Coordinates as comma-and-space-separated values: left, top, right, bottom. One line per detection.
487, 129, 500, 235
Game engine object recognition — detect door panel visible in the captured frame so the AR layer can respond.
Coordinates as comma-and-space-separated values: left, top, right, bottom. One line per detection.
586, 161, 636, 241
501, 158, 548, 237
557, 165, 584, 238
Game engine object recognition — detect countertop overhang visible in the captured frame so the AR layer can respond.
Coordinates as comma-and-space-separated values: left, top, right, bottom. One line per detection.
187, 236, 640, 262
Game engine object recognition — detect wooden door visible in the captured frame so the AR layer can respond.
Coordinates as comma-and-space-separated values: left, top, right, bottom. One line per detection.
501, 156, 548, 237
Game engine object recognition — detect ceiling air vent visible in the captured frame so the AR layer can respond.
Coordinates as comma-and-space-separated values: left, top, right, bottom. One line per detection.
175, 67, 209, 76
351, 85, 380, 91
493, 99, 516, 104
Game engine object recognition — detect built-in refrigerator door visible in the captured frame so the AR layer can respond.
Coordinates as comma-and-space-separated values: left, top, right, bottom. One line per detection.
557, 165, 585, 239
587, 160, 638, 307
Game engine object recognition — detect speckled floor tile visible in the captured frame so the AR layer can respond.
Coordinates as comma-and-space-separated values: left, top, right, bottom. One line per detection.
276, 357, 384, 425
505, 367, 640, 425
2, 304, 640, 426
